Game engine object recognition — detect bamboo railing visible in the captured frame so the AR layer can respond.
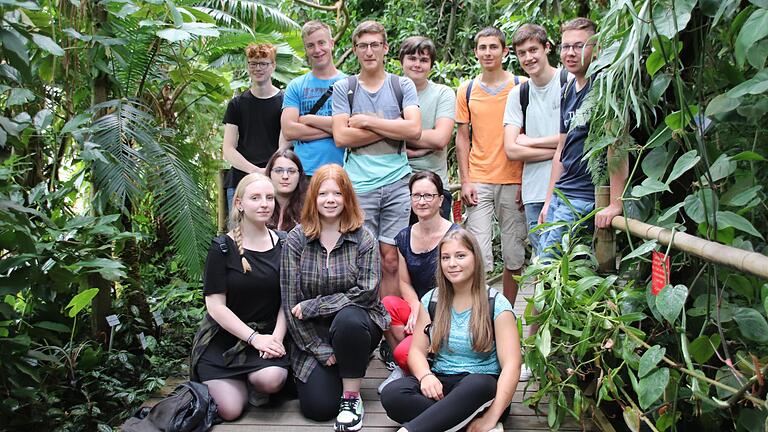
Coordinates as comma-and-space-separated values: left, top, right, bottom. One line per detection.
595, 186, 768, 279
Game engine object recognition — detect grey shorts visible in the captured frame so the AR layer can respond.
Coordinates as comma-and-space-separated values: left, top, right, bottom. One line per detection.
464, 183, 527, 271
357, 175, 411, 245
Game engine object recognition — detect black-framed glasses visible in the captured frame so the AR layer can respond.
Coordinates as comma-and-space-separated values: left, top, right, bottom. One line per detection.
248, 61, 273, 69
272, 167, 299, 176
354, 41, 384, 51
558, 42, 595, 53
410, 193, 439, 202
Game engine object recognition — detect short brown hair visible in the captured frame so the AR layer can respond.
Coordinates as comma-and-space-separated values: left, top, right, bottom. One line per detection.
512, 24, 549, 50
302, 20, 332, 41
245, 43, 276, 61
352, 20, 387, 45
300, 164, 364, 239
474, 26, 506, 49
399, 36, 437, 66
561, 17, 597, 35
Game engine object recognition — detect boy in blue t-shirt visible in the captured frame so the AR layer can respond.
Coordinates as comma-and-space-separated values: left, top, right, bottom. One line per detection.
281, 21, 346, 176
538, 17, 628, 255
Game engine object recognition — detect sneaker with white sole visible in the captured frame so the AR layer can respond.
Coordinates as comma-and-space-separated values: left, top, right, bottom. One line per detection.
334, 396, 364, 431
377, 365, 405, 394
519, 364, 533, 382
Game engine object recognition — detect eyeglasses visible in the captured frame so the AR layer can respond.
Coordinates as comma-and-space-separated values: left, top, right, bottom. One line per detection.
558, 43, 595, 53
410, 193, 439, 202
272, 167, 299, 176
248, 61, 273, 69
354, 41, 384, 51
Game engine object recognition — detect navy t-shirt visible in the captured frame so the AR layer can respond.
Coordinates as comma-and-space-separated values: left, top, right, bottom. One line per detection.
223, 90, 283, 188
556, 79, 595, 202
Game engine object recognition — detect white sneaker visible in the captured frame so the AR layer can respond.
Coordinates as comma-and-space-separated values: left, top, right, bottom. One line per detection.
488, 421, 504, 431
519, 364, 533, 382
334, 395, 364, 431
248, 389, 269, 407
377, 365, 405, 394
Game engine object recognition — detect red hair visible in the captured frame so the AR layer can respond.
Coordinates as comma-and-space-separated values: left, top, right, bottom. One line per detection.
245, 43, 276, 61
300, 164, 364, 239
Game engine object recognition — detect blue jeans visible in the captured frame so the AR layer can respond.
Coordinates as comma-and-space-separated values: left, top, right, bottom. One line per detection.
538, 195, 595, 257
226, 187, 235, 216
524, 202, 544, 258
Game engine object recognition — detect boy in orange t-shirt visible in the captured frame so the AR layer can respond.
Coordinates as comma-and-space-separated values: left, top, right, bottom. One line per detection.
455, 27, 526, 303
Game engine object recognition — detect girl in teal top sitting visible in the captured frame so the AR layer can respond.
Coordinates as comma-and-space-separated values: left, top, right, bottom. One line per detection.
380, 228, 522, 432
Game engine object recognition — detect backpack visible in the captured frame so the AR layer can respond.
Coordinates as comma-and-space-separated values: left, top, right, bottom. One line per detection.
345, 74, 405, 155
121, 381, 219, 432
423, 288, 500, 358
465, 75, 521, 147
518, 68, 569, 132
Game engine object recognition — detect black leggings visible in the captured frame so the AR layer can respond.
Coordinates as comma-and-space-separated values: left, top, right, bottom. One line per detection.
296, 306, 382, 421
380, 373, 510, 432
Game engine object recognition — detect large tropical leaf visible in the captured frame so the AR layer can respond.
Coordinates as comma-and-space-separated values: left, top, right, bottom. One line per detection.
89, 99, 151, 207
192, 0, 299, 34
142, 136, 214, 278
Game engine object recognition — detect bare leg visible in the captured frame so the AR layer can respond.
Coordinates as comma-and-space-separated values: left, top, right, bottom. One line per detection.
503, 267, 521, 304
203, 378, 247, 421
342, 377, 362, 394
379, 243, 400, 298
247, 366, 288, 394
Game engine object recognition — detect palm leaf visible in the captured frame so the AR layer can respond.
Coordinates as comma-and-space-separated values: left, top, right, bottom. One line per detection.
89, 99, 153, 208
192, 0, 299, 33
142, 136, 214, 279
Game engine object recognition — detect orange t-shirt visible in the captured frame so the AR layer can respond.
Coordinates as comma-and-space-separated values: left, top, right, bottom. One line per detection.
456, 77, 523, 184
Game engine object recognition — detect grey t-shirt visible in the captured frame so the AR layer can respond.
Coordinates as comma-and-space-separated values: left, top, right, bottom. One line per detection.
332, 73, 419, 193
503, 69, 565, 204
408, 81, 456, 186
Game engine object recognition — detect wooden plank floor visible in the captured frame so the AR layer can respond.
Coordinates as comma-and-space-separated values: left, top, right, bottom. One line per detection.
212, 280, 593, 431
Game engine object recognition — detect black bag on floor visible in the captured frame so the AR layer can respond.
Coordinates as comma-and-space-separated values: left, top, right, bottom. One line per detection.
122, 381, 219, 432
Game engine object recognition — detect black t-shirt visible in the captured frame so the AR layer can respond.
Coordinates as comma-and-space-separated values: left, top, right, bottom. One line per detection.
223, 89, 283, 188
202, 235, 282, 325
557, 78, 595, 202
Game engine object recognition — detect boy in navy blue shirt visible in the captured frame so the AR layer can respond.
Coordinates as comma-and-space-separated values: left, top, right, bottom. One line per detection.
538, 18, 628, 254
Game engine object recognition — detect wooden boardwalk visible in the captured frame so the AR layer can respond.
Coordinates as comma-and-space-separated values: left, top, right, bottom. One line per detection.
211, 280, 591, 431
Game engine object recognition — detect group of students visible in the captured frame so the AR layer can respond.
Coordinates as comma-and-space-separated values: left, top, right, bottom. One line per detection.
193, 14, 629, 432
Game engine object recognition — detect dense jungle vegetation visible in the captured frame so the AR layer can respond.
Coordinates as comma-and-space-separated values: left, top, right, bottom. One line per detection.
0, 0, 766, 430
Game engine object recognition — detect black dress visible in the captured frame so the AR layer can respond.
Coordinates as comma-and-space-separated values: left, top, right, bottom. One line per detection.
195, 234, 290, 381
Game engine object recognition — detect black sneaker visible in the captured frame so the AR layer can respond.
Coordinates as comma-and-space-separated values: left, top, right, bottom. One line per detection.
334, 396, 364, 431
377, 340, 395, 371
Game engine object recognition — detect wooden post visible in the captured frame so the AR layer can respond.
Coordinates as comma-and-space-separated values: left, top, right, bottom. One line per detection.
595, 185, 616, 273
217, 169, 227, 235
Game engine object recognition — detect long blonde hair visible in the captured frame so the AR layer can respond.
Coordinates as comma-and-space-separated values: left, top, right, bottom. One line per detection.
228, 173, 274, 273
429, 229, 494, 354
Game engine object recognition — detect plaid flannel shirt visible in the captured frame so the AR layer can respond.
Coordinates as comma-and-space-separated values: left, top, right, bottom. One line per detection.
281, 225, 390, 382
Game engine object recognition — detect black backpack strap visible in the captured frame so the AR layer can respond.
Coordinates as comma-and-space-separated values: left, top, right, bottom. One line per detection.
389, 74, 406, 154
513, 75, 520, 85
519, 81, 530, 133
308, 86, 333, 115
346, 75, 358, 113
559, 68, 569, 86
488, 289, 498, 334
212, 235, 229, 254
465, 78, 475, 147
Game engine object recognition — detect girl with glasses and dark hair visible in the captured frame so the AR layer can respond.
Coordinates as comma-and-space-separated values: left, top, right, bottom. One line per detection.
265, 149, 308, 232
377, 171, 460, 393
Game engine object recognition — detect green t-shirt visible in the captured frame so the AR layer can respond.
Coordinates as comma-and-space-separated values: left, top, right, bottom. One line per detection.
408, 81, 456, 186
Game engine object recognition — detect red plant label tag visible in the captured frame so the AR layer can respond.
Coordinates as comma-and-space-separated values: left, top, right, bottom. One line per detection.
651, 251, 670, 296
452, 200, 462, 223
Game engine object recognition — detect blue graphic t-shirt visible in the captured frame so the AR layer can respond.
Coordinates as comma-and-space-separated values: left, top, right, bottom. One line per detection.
557, 79, 595, 202
283, 72, 347, 175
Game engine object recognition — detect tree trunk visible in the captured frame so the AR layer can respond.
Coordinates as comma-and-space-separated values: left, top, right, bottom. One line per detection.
444, 0, 457, 62
90, 2, 114, 340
